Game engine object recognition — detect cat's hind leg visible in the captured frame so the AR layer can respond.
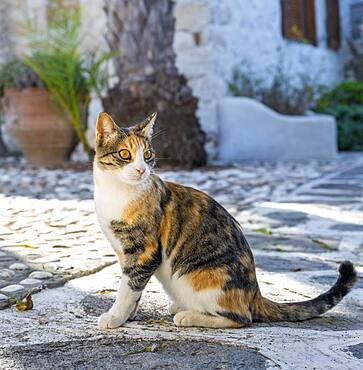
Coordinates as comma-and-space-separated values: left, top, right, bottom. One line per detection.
173, 287, 254, 328
173, 310, 251, 328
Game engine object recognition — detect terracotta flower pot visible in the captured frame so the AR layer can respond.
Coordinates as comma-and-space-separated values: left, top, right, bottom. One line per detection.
3, 88, 78, 167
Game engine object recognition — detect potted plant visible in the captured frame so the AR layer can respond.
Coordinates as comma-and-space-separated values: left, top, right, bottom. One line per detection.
0, 1, 110, 167
0, 58, 79, 166
0, 60, 39, 155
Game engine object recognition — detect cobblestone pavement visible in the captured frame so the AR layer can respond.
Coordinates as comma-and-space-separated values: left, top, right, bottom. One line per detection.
0, 154, 362, 369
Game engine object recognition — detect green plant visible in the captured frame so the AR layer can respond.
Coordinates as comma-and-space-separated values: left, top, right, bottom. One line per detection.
315, 80, 363, 110
22, 0, 112, 158
0, 59, 43, 118
0, 59, 42, 95
228, 63, 319, 116
315, 80, 363, 151
228, 68, 263, 99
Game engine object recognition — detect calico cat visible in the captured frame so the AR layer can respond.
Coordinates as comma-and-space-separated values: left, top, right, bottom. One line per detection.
93, 112, 357, 329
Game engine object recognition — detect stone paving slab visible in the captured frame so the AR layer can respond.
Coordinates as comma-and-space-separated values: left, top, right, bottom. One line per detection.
245, 232, 340, 253
313, 274, 363, 290
254, 254, 335, 272
347, 343, 363, 359
0, 338, 269, 370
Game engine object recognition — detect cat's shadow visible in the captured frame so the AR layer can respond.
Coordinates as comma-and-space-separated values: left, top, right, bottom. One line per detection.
80, 294, 361, 332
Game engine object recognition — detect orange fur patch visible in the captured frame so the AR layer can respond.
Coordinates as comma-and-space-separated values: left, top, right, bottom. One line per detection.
122, 199, 142, 222
218, 289, 253, 320
117, 135, 147, 160
186, 267, 227, 291
122, 186, 154, 222
159, 203, 173, 250
137, 237, 157, 265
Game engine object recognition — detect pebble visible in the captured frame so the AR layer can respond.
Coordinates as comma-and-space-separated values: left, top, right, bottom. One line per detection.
19, 278, 43, 289
0, 284, 25, 297
29, 271, 53, 280
0, 279, 8, 288
0, 293, 9, 309
0, 269, 15, 279
9, 263, 29, 271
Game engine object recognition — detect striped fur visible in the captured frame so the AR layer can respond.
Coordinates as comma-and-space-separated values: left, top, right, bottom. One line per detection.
94, 112, 357, 329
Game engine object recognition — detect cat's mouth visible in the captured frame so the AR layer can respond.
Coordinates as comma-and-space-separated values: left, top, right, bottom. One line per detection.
119, 173, 150, 185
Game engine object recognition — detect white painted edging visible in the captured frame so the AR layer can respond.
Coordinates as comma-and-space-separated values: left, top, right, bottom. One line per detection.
217, 97, 338, 161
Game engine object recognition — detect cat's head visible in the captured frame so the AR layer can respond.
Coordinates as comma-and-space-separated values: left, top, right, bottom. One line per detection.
94, 112, 157, 185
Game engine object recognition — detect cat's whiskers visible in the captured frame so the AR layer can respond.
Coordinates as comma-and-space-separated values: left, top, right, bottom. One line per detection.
151, 128, 167, 140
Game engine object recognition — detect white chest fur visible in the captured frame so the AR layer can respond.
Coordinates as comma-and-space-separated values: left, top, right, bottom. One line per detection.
93, 165, 137, 254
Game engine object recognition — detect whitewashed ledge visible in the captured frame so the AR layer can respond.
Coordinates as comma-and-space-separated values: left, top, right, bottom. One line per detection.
217, 97, 338, 162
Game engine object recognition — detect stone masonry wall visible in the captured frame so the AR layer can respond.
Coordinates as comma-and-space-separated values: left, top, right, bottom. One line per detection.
173, 0, 351, 158
173, 0, 217, 158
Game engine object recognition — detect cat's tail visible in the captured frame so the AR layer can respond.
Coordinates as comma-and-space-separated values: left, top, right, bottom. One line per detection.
252, 261, 357, 322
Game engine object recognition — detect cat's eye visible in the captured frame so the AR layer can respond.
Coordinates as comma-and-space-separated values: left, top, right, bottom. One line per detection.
144, 149, 153, 160
119, 149, 131, 160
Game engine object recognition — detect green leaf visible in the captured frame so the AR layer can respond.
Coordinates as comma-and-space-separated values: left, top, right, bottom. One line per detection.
123, 344, 159, 356
253, 228, 273, 235
314, 80, 363, 151
96, 289, 117, 295
312, 239, 333, 251
16, 244, 37, 249
15, 293, 33, 312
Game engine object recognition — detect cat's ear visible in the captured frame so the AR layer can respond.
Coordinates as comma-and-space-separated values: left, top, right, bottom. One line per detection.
135, 112, 157, 139
96, 112, 118, 141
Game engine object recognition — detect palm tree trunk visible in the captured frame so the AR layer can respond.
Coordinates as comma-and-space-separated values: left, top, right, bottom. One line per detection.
103, 0, 207, 168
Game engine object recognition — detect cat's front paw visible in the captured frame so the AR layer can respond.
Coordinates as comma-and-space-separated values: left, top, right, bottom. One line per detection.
174, 310, 195, 327
98, 312, 124, 329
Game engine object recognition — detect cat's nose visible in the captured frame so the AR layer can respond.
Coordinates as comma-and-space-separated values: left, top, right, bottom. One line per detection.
135, 167, 145, 176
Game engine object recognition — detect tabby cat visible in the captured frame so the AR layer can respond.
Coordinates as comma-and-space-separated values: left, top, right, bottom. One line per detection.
93, 112, 357, 329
